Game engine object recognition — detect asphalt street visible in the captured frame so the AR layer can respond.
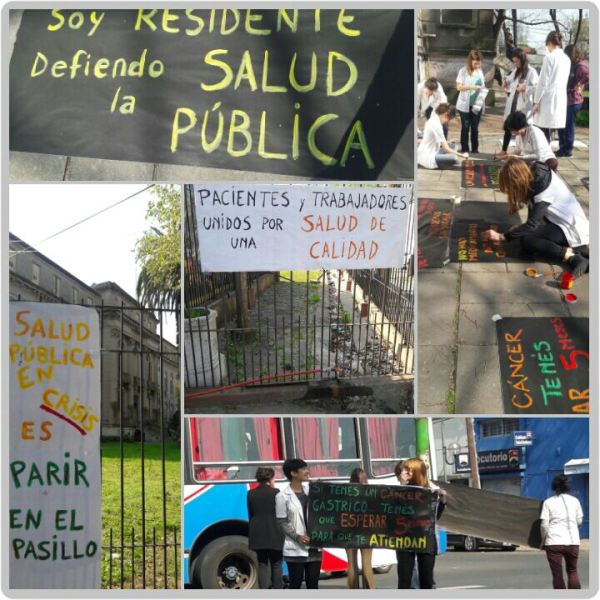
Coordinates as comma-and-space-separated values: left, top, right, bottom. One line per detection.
319, 548, 590, 590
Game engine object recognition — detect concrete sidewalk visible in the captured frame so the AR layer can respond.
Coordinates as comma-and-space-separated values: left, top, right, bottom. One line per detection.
417, 100, 590, 414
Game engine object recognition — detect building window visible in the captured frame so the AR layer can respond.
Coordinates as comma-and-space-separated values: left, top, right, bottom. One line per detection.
440, 10, 476, 27
72, 288, 78, 304
54, 276, 61, 297
480, 419, 520, 438
87, 297, 93, 305
32, 263, 41, 284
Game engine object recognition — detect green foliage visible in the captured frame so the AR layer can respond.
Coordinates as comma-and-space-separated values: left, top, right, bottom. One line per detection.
308, 293, 321, 305
576, 110, 589, 127
342, 310, 352, 324
135, 185, 181, 312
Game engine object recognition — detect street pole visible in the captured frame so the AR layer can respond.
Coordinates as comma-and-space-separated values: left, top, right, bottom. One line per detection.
416, 418, 430, 476
466, 417, 481, 489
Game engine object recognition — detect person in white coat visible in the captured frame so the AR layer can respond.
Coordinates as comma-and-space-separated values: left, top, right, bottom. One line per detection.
275, 458, 322, 589
417, 103, 467, 169
418, 78, 449, 138
533, 31, 571, 141
498, 48, 539, 155
497, 111, 557, 171
485, 158, 589, 280
456, 49, 487, 154
540, 474, 584, 589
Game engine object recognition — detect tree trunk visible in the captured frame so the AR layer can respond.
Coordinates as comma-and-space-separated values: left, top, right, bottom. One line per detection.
234, 272, 249, 329
511, 10, 518, 46
574, 9, 583, 46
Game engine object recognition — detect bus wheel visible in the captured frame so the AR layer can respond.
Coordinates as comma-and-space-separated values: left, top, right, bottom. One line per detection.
194, 536, 258, 589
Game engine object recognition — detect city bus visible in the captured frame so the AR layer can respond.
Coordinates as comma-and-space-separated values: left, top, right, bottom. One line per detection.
183, 415, 440, 589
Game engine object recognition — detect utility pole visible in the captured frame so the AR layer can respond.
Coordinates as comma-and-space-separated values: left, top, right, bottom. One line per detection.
466, 417, 481, 489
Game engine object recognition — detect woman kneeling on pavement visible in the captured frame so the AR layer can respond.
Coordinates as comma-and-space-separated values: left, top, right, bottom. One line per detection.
395, 458, 447, 589
485, 158, 589, 279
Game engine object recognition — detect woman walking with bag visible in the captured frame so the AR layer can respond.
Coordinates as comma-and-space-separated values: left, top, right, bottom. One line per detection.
540, 474, 584, 589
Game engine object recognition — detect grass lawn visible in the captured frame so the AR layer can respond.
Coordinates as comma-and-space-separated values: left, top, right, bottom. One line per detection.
279, 270, 323, 283
101, 441, 180, 589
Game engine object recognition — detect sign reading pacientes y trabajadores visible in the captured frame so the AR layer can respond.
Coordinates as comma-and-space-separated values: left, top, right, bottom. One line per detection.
307, 482, 438, 551
10, 9, 414, 180
9, 303, 101, 589
195, 184, 413, 271
497, 317, 589, 414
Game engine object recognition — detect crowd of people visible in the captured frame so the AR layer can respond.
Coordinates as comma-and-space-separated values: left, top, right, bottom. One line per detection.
417, 30, 590, 280
245, 460, 583, 590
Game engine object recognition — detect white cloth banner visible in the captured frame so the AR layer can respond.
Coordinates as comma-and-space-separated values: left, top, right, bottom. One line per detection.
194, 184, 413, 272
9, 303, 101, 589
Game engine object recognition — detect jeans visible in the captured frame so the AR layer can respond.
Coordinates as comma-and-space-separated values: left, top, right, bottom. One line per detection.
545, 545, 581, 589
459, 107, 481, 153
396, 551, 436, 589
286, 560, 321, 589
255, 549, 283, 589
558, 103, 583, 155
435, 143, 458, 169
425, 107, 449, 139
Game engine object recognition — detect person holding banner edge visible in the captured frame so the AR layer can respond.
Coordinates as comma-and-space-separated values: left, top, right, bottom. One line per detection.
345, 468, 376, 589
394, 458, 447, 589
275, 459, 322, 589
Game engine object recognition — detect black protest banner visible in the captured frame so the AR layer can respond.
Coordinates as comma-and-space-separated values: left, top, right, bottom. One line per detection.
497, 317, 589, 414
461, 160, 501, 189
437, 481, 543, 548
10, 9, 414, 180
307, 482, 438, 551
450, 201, 521, 263
417, 198, 453, 269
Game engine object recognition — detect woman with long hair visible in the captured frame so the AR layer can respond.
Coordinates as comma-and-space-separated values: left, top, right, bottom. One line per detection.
558, 45, 589, 157
345, 468, 375, 589
394, 458, 446, 589
498, 48, 539, 156
485, 158, 589, 278
456, 49, 486, 154
541, 474, 584, 589
533, 31, 571, 141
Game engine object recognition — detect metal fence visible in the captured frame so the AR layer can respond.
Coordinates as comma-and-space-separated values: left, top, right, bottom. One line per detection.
10, 298, 181, 589
184, 184, 415, 394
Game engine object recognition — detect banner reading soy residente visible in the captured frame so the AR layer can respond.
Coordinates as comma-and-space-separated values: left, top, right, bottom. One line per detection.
194, 183, 413, 271
9, 303, 101, 589
10, 9, 414, 180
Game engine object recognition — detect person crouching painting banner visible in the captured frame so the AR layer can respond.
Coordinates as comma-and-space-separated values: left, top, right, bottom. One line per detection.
9, 302, 102, 589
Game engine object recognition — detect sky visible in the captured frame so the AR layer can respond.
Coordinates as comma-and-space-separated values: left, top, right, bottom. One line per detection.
510, 9, 588, 48
9, 184, 179, 344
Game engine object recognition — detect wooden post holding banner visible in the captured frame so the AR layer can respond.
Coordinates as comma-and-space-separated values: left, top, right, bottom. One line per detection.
9, 303, 101, 589
307, 482, 438, 551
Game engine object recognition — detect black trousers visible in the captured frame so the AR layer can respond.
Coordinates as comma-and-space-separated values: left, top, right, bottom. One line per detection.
286, 560, 321, 589
518, 220, 569, 262
255, 549, 283, 589
396, 551, 436, 589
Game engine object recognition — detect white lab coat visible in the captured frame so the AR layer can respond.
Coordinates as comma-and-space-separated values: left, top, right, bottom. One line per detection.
275, 483, 310, 558
456, 67, 486, 114
540, 493, 583, 546
418, 111, 446, 169
503, 66, 539, 122
533, 48, 571, 128
417, 81, 448, 116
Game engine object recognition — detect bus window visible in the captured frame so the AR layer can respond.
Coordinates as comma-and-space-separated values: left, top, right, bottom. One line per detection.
291, 417, 360, 479
188, 417, 284, 482
367, 417, 416, 477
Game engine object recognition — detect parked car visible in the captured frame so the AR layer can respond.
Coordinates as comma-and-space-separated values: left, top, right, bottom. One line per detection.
446, 534, 517, 552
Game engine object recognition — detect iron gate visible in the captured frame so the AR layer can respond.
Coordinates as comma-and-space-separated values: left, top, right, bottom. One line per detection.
183, 184, 415, 395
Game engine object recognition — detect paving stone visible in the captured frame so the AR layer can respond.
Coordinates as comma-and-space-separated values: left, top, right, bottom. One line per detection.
458, 303, 533, 346
505, 260, 557, 274
417, 273, 459, 346
416, 345, 453, 413
66, 157, 155, 181
567, 158, 589, 171
463, 188, 496, 202
460, 272, 563, 304
455, 345, 503, 414
10, 151, 67, 182
460, 262, 509, 273
529, 303, 571, 317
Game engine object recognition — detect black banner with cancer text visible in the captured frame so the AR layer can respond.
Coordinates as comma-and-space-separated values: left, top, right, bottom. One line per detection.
307, 482, 438, 551
10, 9, 413, 180
417, 198, 453, 269
461, 160, 501, 189
496, 317, 589, 414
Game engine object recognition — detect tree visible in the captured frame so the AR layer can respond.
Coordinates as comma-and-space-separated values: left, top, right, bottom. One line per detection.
135, 185, 181, 333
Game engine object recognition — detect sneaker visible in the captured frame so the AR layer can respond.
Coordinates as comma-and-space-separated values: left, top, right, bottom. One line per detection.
569, 254, 589, 279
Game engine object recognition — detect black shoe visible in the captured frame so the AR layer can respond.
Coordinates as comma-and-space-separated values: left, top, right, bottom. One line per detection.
569, 254, 589, 280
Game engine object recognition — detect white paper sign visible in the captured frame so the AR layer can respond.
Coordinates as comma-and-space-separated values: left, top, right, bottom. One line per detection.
9, 303, 101, 589
194, 184, 413, 272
